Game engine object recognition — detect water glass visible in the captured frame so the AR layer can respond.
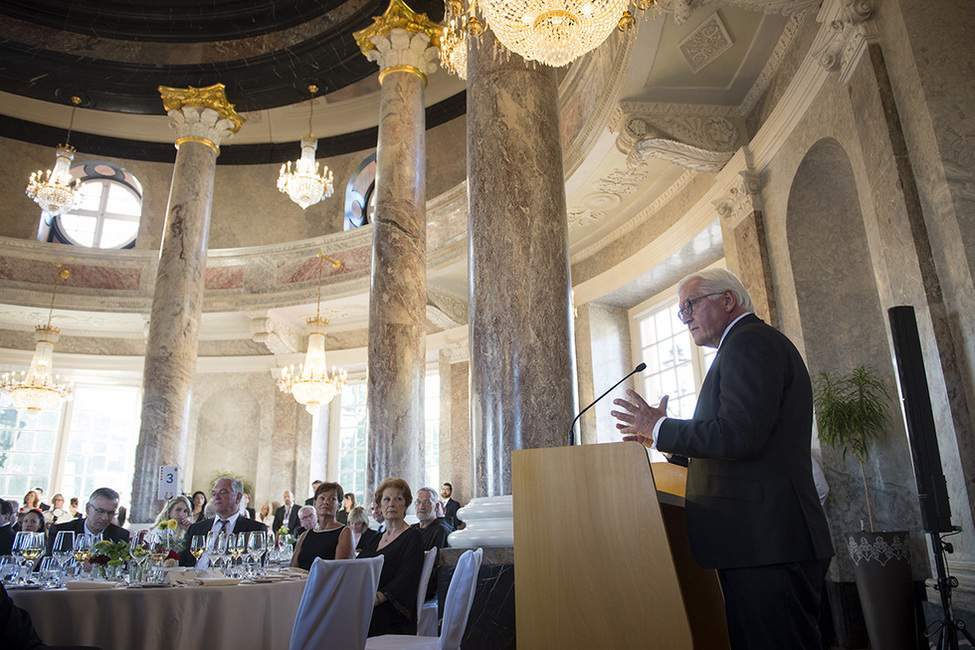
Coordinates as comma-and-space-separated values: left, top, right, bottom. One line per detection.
52, 530, 75, 573
0, 555, 17, 583
38, 556, 62, 588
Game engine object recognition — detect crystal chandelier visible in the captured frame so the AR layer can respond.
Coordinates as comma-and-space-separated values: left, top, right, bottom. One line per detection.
0, 265, 74, 412
277, 85, 334, 210
25, 96, 83, 217
442, 0, 654, 69
278, 253, 348, 413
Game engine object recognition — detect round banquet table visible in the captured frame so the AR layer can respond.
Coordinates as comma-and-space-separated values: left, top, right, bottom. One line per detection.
9, 579, 307, 650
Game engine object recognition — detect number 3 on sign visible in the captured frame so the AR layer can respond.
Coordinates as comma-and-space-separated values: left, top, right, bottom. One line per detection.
158, 465, 182, 500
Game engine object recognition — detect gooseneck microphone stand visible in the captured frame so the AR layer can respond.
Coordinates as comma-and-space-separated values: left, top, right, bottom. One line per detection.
567, 362, 646, 446
928, 529, 974, 650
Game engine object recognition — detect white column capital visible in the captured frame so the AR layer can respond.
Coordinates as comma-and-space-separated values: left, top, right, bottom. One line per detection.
167, 106, 238, 152
368, 28, 439, 84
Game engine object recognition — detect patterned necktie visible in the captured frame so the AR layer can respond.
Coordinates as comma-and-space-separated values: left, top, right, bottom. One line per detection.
219, 519, 229, 534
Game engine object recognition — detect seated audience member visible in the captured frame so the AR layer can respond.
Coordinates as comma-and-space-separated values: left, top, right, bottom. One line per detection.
152, 495, 194, 540
348, 505, 378, 552
337, 492, 356, 525
46, 487, 130, 555
114, 505, 127, 528
241, 492, 255, 519
32, 487, 50, 512
412, 487, 452, 551
290, 482, 354, 570
43, 493, 67, 528
359, 477, 424, 637
0, 500, 15, 555
68, 497, 82, 519
179, 477, 267, 568
190, 490, 208, 523
20, 509, 45, 534
258, 500, 275, 528
1, 583, 44, 649
304, 480, 322, 506
21, 490, 40, 513
296, 505, 317, 534
371, 499, 385, 534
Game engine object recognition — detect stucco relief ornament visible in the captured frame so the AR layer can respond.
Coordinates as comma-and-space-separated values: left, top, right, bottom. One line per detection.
353, 0, 441, 84
159, 83, 245, 152
628, 138, 734, 174
810, 0, 875, 83
714, 171, 763, 224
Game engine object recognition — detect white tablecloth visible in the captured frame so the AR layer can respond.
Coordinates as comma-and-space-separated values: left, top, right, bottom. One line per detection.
10, 579, 307, 650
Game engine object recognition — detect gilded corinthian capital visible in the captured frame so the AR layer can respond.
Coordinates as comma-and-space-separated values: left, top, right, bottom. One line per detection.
353, 0, 442, 57
158, 83, 245, 134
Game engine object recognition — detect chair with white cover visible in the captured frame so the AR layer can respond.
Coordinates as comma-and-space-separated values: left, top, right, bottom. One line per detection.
289, 555, 385, 650
416, 548, 439, 636
366, 547, 483, 650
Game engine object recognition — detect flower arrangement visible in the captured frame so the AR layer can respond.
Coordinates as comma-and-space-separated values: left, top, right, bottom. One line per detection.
91, 540, 130, 568
154, 519, 185, 567
278, 525, 294, 546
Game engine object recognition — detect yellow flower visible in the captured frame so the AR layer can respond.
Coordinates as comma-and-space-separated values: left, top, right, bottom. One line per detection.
166, 519, 178, 530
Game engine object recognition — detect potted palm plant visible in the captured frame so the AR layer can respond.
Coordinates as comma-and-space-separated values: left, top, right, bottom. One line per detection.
813, 365, 917, 650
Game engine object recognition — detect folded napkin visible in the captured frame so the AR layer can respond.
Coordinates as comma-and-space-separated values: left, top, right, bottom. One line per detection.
64, 581, 118, 590
198, 577, 240, 587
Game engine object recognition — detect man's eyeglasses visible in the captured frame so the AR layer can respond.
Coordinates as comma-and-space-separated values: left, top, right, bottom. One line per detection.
88, 505, 117, 517
677, 292, 724, 323
415, 499, 435, 507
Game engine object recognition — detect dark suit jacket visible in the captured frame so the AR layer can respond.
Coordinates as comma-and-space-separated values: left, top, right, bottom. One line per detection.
656, 314, 834, 570
45, 517, 130, 555
272, 504, 300, 536
443, 498, 463, 529
0, 525, 14, 556
178, 514, 268, 567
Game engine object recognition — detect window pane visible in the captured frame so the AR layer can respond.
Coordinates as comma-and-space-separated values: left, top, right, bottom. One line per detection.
105, 183, 141, 216
61, 215, 97, 247
98, 218, 140, 249
76, 181, 105, 212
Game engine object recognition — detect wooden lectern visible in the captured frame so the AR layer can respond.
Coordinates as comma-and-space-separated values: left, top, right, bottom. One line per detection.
512, 442, 730, 649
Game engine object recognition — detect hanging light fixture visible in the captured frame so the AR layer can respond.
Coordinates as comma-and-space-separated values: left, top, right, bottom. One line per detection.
0, 264, 74, 412
278, 253, 348, 413
440, 0, 484, 79
26, 96, 84, 217
277, 85, 334, 210
443, 0, 655, 69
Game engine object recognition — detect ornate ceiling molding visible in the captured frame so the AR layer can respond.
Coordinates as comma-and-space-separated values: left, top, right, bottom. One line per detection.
248, 311, 302, 355
811, 0, 876, 84
427, 285, 469, 325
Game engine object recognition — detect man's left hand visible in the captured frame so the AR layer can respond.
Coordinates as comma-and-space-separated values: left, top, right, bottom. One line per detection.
611, 390, 668, 449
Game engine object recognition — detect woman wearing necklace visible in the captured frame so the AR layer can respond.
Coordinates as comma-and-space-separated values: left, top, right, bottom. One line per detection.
359, 477, 424, 637
290, 481, 355, 570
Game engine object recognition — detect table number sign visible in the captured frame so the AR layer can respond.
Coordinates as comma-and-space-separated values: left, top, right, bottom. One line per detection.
157, 466, 183, 500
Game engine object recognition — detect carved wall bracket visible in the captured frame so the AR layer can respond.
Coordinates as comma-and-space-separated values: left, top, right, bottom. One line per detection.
248, 311, 301, 354
811, 0, 876, 84
714, 170, 764, 225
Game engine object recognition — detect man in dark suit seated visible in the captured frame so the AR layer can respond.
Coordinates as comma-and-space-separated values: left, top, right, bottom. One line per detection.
612, 268, 834, 650
272, 490, 300, 537
179, 476, 267, 568
46, 487, 130, 554
412, 487, 452, 551
0, 500, 15, 556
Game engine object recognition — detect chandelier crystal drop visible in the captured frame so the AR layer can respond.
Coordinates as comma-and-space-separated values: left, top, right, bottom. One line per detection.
278, 254, 347, 411
25, 96, 84, 217
0, 266, 74, 412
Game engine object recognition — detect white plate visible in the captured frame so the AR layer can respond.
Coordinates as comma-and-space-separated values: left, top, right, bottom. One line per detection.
5, 583, 43, 590
64, 581, 118, 590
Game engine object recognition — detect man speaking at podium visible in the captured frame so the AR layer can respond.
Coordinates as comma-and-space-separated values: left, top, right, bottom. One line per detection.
611, 269, 833, 650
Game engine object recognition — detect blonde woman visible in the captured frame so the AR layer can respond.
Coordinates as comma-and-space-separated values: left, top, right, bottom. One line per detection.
152, 495, 193, 540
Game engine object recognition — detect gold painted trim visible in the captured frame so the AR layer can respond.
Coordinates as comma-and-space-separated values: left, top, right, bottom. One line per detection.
158, 83, 246, 133
175, 136, 220, 155
353, 0, 442, 57
378, 64, 427, 87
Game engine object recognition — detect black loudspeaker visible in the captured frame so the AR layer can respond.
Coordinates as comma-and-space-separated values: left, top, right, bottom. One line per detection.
887, 306, 953, 534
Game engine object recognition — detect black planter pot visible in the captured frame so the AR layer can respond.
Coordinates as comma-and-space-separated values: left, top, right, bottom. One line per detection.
847, 531, 918, 650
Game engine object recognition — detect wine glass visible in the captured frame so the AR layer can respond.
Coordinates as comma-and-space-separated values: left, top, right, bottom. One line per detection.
224, 533, 240, 576
207, 531, 228, 572
11, 531, 40, 584
248, 531, 266, 577
72, 533, 94, 575
190, 535, 207, 565
52, 530, 75, 573
128, 531, 150, 583
38, 556, 62, 588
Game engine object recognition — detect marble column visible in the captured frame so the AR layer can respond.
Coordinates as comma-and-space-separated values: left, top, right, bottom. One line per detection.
354, 0, 440, 493
131, 84, 243, 521
467, 34, 576, 497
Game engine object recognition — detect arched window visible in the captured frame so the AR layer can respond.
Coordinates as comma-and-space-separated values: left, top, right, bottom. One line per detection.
42, 161, 142, 249
344, 152, 377, 230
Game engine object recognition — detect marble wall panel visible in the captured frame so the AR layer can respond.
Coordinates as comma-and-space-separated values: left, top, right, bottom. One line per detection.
0, 257, 140, 290
204, 266, 244, 290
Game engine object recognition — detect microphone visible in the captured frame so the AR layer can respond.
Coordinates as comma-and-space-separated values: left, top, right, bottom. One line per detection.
568, 362, 647, 445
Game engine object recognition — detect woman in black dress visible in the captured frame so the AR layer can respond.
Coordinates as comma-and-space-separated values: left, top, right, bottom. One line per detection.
190, 491, 207, 523
358, 477, 424, 637
290, 481, 354, 570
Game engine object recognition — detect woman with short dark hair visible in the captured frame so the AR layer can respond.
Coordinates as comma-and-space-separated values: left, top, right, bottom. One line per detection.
290, 481, 354, 570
